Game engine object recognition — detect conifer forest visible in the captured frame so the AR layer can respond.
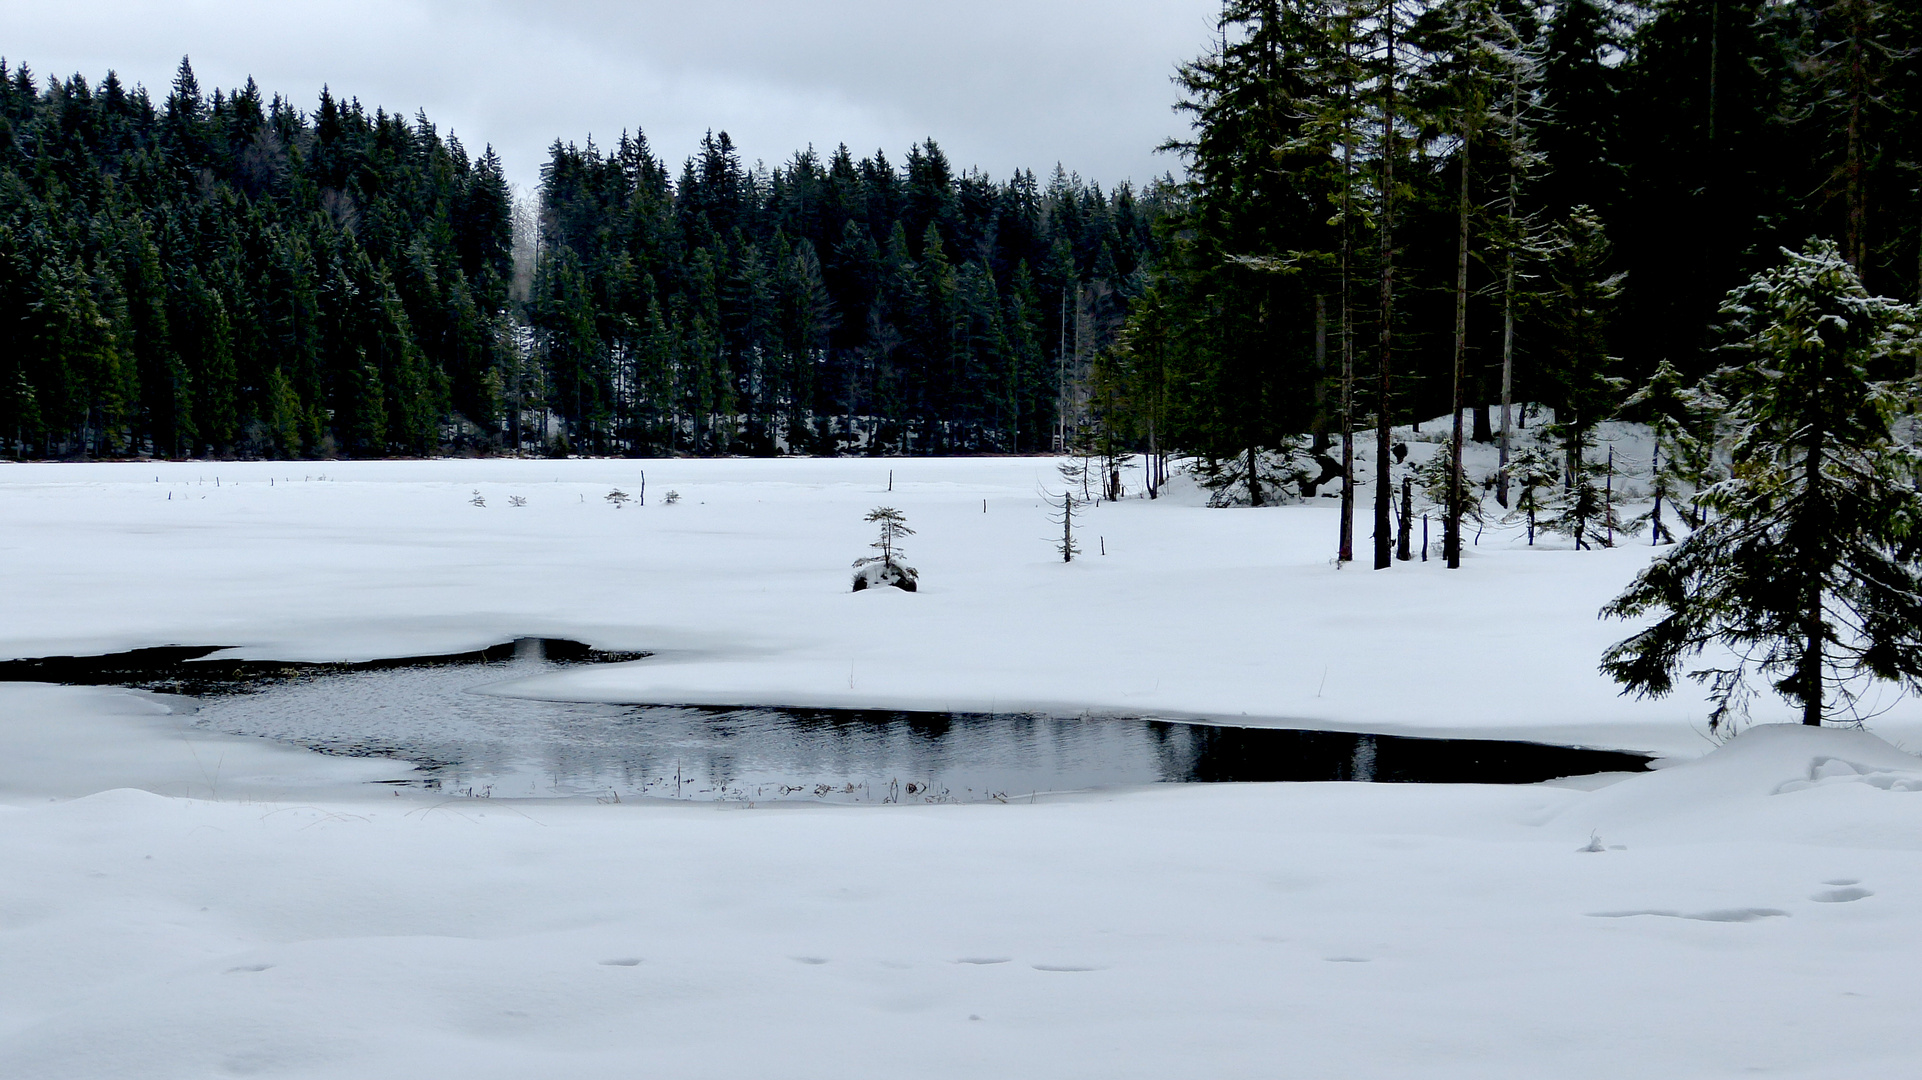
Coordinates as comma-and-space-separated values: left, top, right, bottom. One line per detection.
2, 0, 1918, 483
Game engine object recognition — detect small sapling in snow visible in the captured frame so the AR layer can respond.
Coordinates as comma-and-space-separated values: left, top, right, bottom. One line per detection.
1048, 488, 1082, 563
852, 506, 918, 592
1500, 446, 1560, 546
507, 495, 528, 507
606, 488, 632, 508
469, 490, 486, 507
664, 490, 681, 504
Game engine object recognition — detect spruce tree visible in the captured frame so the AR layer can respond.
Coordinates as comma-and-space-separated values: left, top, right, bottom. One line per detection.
1602, 240, 1922, 729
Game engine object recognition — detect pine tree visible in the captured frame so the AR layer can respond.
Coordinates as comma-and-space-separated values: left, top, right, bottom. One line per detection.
1602, 240, 1922, 730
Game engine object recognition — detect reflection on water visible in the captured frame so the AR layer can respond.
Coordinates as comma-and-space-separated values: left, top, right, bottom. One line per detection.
182, 652, 1649, 802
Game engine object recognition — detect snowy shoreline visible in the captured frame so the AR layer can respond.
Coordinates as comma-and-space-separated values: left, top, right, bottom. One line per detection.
12, 450, 1915, 759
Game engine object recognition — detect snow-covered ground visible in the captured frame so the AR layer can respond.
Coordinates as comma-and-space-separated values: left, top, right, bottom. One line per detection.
5, 449, 1922, 1078
7, 435, 1896, 756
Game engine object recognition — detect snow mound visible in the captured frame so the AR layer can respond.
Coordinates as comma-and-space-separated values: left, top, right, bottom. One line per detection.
851, 559, 917, 592
1555, 723, 1922, 839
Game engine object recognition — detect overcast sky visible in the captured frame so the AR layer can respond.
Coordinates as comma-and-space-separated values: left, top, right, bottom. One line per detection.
3, 0, 1220, 199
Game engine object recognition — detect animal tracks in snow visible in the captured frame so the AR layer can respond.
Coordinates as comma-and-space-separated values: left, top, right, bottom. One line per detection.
1774, 757, 1922, 795
1591, 878, 1877, 921
1587, 908, 1789, 923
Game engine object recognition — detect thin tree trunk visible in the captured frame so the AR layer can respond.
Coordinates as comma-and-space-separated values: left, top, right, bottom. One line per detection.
1374, 6, 1398, 570
1708, 0, 1720, 145
1397, 476, 1413, 561
1605, 445, 1615, 547
1248, 444, 1263, 507
1651, 446, 1665, 545
1315, 294, 1328, 451
1497, 74, 1520, 508
1339, 15, 1357, 563
1447, 129, 1471, 570
1801, 425, 1825, 725
1147, 417, 1159, 499
1845, 4, 1867, 271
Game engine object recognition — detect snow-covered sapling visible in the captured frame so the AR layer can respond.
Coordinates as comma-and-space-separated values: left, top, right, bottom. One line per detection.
606, 488, 632, 508
1621, 358, 1724, 539
1537, 431, 1637, 550
507, 495, 528, 508
1412, 451, 1488, 547
1501, 446, 1560, 545
469, 490, 486, 507
664, 490, 681, 504
852, 506, 919, 592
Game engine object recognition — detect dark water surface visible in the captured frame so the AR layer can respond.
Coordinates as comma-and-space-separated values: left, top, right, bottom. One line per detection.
4, 639, 1649, 802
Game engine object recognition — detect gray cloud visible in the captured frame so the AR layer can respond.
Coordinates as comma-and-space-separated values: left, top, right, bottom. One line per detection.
2, 0, 1217, 197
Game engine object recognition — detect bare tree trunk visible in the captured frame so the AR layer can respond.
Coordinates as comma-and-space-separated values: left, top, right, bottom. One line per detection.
1497, 73, 1520, 508
1650, 446, 1668, 545
1373, 7, 1398, 570
1845, 2, 1867, 271
1339, 18, 1357, 563
1315, 295, 1328, 459
1248, 444, 1263, 507
1147, 418, 1159, 499
1605, 445, 1615, 547
1801, 426, 1825, 725
1447, 131, 1470, 570
1397, 477, 1413, 561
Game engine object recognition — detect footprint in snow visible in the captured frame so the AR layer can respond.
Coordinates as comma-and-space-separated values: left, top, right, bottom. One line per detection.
1823, 878, 1860, 886
1811, 887, 1873, 903
954, 957, 1011, 966
1588, 908, 1788, 922
1031, 963, 1102, 972
792, 956, 830, 965
598, 958, 642, 967
223, 963, 274, 974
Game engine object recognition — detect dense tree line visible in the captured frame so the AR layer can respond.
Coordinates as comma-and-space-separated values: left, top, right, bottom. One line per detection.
0, 58, 515, 458
529, 133, 1167, 455
7, 0, 1919, 468
0, 55, 1167, 460
1122, 0, 1922, 557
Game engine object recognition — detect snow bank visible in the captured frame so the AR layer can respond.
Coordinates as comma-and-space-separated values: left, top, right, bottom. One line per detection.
0, 683, 410, 801
1558, 722, 1922, 843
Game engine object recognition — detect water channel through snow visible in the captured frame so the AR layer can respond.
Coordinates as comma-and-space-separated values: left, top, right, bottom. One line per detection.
4, 639, 1650, 803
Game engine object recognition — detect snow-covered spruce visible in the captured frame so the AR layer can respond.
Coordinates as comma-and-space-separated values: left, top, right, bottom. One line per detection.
1602, 239, 1922, 731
